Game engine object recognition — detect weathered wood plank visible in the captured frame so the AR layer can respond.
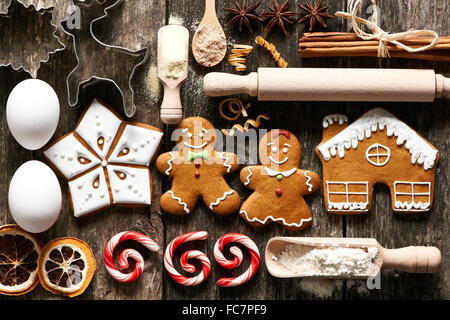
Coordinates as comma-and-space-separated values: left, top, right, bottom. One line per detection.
163, 0, 347, 300
0, 0, 447, 300
343, 0, 449, 299
0, 0, 165, 300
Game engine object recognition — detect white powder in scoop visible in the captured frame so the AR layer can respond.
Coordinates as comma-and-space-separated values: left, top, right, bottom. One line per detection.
159, 26, 187, 79
277, 245, 379, 277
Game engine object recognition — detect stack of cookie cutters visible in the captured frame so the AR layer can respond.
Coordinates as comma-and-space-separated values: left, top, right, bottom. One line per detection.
0, 0, 65, 78
61, 0, 150, 117
0, 0, 149, 118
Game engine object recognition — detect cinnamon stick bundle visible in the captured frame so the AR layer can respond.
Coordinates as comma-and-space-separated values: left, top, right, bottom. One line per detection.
299, 32, 450, 62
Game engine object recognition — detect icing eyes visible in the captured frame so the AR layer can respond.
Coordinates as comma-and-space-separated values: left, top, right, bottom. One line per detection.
78, 156, 91, 165
271, 146, 278, 153
282, 148, 288, 154
114, 171, 127, 180
97, 136, 105, 150
117, 147, 130, 157
183, 128, 207, 139
92, 176, 100, 189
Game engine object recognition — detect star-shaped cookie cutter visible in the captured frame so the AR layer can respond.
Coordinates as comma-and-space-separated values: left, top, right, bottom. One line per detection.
0, 0, 65, 78
61, 0, 149, 117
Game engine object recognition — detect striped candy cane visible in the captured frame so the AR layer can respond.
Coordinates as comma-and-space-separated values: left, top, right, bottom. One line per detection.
164, 231, 211, 286
104, 231, 159, 283
214, 233, 260, 287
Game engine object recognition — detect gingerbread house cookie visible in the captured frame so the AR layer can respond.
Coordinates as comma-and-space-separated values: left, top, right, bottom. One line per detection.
239, 129, 320, 231
43, 99, 163, 217
315, 108, 439, 214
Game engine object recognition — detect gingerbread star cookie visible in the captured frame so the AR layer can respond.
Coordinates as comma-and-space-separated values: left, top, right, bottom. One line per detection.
239, 129, 320, 231
44, 99, 163, 217
157, 117, 240, 215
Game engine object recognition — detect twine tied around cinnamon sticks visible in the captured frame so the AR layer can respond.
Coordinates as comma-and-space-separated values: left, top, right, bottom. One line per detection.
335, 0, 439, 58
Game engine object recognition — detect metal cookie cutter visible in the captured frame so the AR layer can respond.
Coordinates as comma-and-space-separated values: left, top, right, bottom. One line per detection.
61, 0, 149, 118
0, 0, 65, 78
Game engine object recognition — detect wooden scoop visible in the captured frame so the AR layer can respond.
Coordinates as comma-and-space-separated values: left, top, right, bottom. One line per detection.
192, 0, 227, 67
266, 237, 441, 279
157, 25, 189, 125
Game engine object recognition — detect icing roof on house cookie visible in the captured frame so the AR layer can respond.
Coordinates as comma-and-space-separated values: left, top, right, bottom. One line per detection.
317, 108, 438, 171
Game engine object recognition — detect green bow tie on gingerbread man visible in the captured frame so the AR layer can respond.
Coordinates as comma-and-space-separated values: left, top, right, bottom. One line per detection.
187, 150, 209, 161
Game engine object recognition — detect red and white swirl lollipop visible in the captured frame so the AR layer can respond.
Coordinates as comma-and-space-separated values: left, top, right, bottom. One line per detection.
104, 231, 159, 283
164, 231, 211, 286
214, 233, 260, 287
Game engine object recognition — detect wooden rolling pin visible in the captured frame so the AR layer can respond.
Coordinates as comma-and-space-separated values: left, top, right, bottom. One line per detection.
266, 237, 441, 279
203, 68, 450, 102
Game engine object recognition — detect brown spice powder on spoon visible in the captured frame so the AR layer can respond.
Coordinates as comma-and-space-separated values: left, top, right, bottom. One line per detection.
192, 24, 227, 67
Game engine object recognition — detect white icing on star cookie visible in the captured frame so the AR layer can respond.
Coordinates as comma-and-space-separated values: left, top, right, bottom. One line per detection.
75, 100, 123, 159
44, 133, 101, 179
108, 125, 163, 166
68, 166, 110, 218
44, 99, 163, 217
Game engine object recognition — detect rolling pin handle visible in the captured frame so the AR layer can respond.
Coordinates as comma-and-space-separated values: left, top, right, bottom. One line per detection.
381, 246, 441, 273
160, 85, 183, 125
203, 72, 258, 97
435, 74, 450, 99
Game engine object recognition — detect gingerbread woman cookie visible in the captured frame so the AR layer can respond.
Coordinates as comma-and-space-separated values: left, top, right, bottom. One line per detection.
239, 130, 320, 231
157, 117, 240, 215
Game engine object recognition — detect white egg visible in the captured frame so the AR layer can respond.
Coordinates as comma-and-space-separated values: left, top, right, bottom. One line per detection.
8, 161, 62, 233
6, 79, 60, 150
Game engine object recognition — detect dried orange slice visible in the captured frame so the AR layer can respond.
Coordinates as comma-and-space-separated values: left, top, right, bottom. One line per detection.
0, 224, 42, 296
38, 237, 96, 297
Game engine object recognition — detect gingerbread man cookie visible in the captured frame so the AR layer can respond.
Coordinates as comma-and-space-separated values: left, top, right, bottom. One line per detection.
239, 130, 320, 231
157, 117, 240, 215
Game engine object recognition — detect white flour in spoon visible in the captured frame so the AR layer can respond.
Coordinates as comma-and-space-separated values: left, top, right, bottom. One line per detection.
276, 245, 379, 277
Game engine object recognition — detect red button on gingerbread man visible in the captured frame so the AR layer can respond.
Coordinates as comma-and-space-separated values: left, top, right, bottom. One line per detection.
157, 117, 240, 215
239, 129, 320, 231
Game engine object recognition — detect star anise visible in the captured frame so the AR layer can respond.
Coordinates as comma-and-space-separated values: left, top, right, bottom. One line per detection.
261, 0, 297, 36
298, 0, 333, 31
223, 0, 264, 33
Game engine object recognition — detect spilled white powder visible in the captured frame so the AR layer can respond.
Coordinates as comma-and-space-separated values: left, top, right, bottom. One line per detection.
299, 279, 342, 298
146, 65, 160, 102
168, 15, 184, 25
277, 245, 379, 277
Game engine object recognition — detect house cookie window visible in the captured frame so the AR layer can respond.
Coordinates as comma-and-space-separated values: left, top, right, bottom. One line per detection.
366, 144, 391, 166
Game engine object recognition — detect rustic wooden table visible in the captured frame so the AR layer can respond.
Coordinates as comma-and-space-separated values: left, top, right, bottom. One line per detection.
0, 0, 448, 300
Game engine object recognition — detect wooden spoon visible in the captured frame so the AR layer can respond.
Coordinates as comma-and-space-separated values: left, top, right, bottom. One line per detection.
265, 237, 441, 279
157, 25, 189, 124
192, 0, 227, 67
